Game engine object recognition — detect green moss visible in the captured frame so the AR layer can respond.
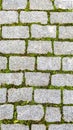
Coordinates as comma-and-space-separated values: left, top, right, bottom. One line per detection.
0, 0, 2, 10
0, 0, 73, 126
25, 0, 30, 11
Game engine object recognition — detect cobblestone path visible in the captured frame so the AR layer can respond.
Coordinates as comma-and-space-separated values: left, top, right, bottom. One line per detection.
0, 0, 73, 130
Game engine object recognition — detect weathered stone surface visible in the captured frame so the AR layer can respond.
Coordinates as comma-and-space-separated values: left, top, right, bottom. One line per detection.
0, 40, 25, 54
37, 57, 61, 70
1, 0, 73, 128
25, 72, 50, 86
49, 124, 73, 130
0, 11, 18, 24
50, 12, 73, 24
54, 41, 73, 55
31, 124, 46, 130
31, 25, 56, 38
63, 57, 73, 71
55, 0, 73, 9
0, 57, 7, 70
20, 11, 48, 24
59, 26, 73, 39
3, 0, 27, 9
8, 88, 33, 102
27, 40, 52, 54
34, 89, 61, 104
1, 124, 29, 130
0, 73, 23, 85
51, 74, 73, 86
0, 104, 13, 120
9, 56, 35, 71
45, 107, 61, 122
0, 88, 7, 103
2, 26, 29, 39
63, 106, 73, 122
63, 90, 73, 104
17, 105, 44, 121
30, 0, 53, 10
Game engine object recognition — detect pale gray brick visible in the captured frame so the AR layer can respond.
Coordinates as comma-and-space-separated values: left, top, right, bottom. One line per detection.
30, 0, 53, 10
63, 90, 73, 104
49, 124, 73, 130
3, 0, 27, 10
34, 89, 61, 104
25, 72, 50, 86
54, 41, 73, 55
63, 57, 73, 71
55, 0, 73, 9
59, 26, 73, 39
8, 88, 33, 102
17, 105, 44, 121
20, 11, 48, 24
9, 56, 35, 71
32, 124, 46, 130
0, 11, 18, 24
0, 104, 13, 120
31, 25, 56, 38
2, 26, 29, 39
45, 107, 61, 122
0, 88, 7, 103
1, 124, 29, 130
51, 74, 73, 86
27, 40, 52, 54
0, 40, 25, 54
37, 57, 61, 70
0, 57, 7, 70
63, 106, 73, 122
0, 73, 23, 86
50, 12, 73, 24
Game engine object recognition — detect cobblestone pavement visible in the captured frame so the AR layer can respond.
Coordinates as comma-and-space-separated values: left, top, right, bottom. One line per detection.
0, 0, 73, 130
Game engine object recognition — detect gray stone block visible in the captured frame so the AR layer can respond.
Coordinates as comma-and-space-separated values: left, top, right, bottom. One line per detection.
17, 105, 44, 121
34, 89, 61, 104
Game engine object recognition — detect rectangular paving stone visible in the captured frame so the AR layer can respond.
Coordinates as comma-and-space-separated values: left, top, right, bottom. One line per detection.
31, 25, 56, 38
17, 105, 44, 121
0, 40, 25, 54
59, 26, 73, 39
20, 11, 48, 24
0, 104, 13, 120
45, 107, 61, 122
34, 89, 61, 104
63, 90, 73, 104
30, 0, 53, 10
0, 11, 18, 24
0, 57, 7, 70
2, 26, 29, 39
63, 106, 73, 122
37, 57, 61, 70
0, 73, 23, 86
31, 124, 46, 130
27, 40, 52, 54
62, 57, 73, 71
9, 56, 35, 71
49, 124, 73, 130
8, 88, 33, 102
55, 0, 73, 9
25, 72, 50, 86
51, 74, 73, 86
54, 41, 73, 55
3, 0, 27, 10
50, 12, 73, 24
0, 88, 7, 103
1, 124, 29, 130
